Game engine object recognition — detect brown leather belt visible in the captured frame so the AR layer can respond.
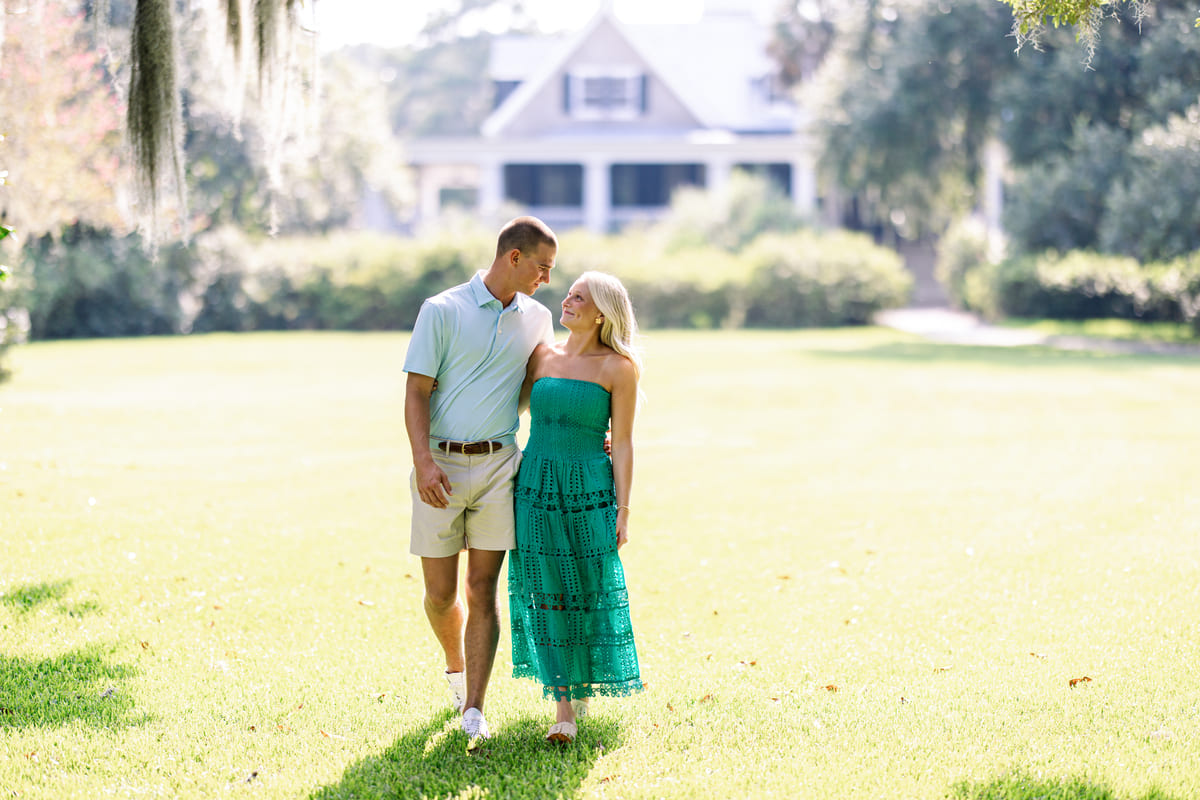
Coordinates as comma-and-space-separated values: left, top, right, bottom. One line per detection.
437, 440, 505, 456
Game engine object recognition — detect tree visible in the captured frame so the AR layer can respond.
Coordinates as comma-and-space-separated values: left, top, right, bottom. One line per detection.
998, 1, 1200, 259
0, 0, 124, 238
793, 0, 1017, 238
998, 1, 1198, 64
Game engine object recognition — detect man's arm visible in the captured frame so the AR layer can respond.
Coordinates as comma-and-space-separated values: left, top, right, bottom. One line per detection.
405, 372, 452, 508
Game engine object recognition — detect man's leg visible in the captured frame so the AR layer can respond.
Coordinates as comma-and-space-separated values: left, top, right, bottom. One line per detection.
462, 548, 506, 713
421, 555, 466, 675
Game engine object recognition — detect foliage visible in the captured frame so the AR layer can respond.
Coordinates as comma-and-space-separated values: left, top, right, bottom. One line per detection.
998, 0, 1159, 63
21, 224, 195, 339
958, 249, 1200, 333
935, 216, 993, 310
1001, 124, 1129, 256
648, 171, 803, 254
740, 230, 912, 326
0, 0, 125, 238
0, 223, 19, 383
801, 0, 1019, 238
11, 223, 911, 339
1098, 105, 1200, 262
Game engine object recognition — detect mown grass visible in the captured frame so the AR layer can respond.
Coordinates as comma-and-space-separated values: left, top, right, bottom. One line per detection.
1000, 317, 1200, 345
2, 330, 1198, 799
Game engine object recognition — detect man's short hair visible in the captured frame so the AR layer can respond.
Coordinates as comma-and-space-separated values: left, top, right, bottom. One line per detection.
496, 216, 557, 258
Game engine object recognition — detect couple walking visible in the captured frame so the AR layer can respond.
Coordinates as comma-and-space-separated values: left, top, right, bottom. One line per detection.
403, 216, 643, 747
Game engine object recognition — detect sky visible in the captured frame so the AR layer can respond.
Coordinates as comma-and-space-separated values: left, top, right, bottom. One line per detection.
316, 0, 772, 51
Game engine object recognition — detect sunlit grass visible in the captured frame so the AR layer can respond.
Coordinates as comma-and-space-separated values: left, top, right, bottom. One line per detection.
2, 330, 1198, 799
1000, 317, 1200, 345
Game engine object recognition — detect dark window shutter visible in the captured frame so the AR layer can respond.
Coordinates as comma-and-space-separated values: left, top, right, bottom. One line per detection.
639, 74, 648, 113
563, 74, 571, 114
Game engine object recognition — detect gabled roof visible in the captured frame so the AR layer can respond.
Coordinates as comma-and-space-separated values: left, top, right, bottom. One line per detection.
482, 6, 795, 138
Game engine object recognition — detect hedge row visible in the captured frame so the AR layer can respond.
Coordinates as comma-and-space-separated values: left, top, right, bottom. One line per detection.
10, 224, 912, 342
937, 221, 1200, 332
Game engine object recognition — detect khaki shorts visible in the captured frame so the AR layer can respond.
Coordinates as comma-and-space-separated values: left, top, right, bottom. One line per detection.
409, 445, 521, 558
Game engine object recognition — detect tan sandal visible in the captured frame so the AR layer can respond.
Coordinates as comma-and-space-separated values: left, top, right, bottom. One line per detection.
546, 721, 577, 743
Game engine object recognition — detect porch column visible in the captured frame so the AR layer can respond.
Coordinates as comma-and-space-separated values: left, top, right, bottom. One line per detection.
792, 155, 817, 218
584, 157, 610, 234
478, 158, 504, 218
417, 166, 440, 226
707, 157, 733, 197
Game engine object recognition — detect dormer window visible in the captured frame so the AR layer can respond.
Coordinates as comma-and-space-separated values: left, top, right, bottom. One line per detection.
564, 67, 646, 120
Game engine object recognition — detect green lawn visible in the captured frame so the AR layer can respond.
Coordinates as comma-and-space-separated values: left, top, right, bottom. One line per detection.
2, 330, 1198, 799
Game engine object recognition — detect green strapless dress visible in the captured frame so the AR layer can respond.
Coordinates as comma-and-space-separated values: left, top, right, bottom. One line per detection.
509, 377, 642, 701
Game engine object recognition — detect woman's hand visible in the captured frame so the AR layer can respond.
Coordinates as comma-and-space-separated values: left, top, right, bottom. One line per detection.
615, 508, 630, 548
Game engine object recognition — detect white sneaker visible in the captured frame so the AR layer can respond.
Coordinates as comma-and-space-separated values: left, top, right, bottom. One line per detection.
462, 707, 490, 748
445, 671, 466, 713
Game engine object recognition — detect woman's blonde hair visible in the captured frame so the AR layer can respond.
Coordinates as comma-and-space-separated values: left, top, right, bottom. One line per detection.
581, 271, 643, 381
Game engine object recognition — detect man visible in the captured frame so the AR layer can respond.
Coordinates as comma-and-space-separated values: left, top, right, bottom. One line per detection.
403, 216, 556, 746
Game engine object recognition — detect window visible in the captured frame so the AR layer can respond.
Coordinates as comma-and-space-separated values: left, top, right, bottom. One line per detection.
734, 163, 793, 196
504, 164, 584, 207
610, 164, 706, 207
565, 68, 646, 120
493, 80, 521, 110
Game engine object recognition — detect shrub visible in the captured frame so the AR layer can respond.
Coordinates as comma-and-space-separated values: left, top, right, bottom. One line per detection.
740, 230, 912, 327
22, 225, 195, 339
936, 217, 992, 310
960, 249, 1200, 328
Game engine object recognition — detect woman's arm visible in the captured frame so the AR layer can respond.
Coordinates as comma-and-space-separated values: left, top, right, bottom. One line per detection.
608, 358, 638, 548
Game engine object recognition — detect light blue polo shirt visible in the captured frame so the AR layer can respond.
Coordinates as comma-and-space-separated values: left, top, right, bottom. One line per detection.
404, 272, 554, 443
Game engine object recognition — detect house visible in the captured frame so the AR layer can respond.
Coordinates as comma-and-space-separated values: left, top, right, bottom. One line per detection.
403, 2, 818, 234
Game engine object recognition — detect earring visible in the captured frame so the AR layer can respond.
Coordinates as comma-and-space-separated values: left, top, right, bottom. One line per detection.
595, 317, 603, 324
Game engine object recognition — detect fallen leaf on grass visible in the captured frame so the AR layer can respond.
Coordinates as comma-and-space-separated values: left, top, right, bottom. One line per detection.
823, 684, 839, 693
139, 641, 150, 650
699, 694, 712, 702
933, 667, 952, 674
1069, 676, 1092, 688
248, 726, 256, 732
358, 599, 375, 607
245, 771, 258, 783
376, 693, 388, 703
1030, 652, 1047, 659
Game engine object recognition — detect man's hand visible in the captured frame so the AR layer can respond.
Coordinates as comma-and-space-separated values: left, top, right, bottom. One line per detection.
415, 458, 453, 509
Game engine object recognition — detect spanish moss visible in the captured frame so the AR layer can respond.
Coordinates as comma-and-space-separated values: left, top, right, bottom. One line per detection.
223, 0, 242, 64
127, 0, 187, 244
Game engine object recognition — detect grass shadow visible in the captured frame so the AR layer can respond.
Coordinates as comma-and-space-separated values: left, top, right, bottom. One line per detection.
2, 579, 73, 614
807, 340, 1200, 369
312, 710, 622, 800
1, 579, 102, 618
951, 772, 1181, 800
0, 645, 147, 730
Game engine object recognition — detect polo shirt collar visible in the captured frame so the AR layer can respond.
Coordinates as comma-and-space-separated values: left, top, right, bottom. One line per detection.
469, 271, 532, 313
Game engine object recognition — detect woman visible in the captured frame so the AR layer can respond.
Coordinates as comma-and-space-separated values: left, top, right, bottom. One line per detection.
508, 270, 643, 744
